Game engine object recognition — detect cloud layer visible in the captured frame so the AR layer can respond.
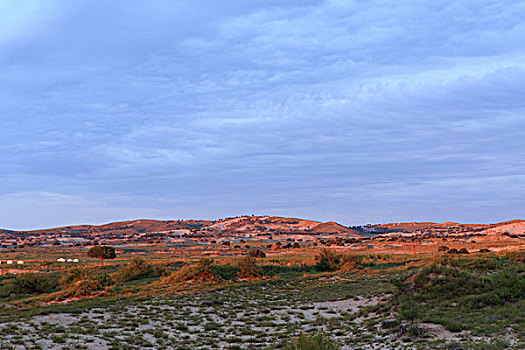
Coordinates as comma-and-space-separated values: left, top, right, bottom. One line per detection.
1, 0, 524, 229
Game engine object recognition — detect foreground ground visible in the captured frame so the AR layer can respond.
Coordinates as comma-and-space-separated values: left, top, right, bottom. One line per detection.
0, 245, 524, 349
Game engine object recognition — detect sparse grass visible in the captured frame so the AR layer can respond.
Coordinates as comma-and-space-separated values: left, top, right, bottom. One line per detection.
0, 246, 522, 349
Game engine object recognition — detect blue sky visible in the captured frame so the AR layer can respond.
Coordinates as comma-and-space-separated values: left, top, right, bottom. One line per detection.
1, 0, 524, 230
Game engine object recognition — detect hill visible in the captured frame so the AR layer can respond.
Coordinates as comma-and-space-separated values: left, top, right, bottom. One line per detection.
1, 217, 523, 248
311, 221, 359, 236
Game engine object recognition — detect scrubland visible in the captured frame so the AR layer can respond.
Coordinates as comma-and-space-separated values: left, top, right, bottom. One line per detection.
0, 243, 523, 349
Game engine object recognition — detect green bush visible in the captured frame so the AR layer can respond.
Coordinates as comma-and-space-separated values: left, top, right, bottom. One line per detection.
11, 273, 57, 294
406, 265, 492, 299
397, 262, 525, 310
286, 332, 338, 350
399, 299, 421, 325
213, 265, 239, 280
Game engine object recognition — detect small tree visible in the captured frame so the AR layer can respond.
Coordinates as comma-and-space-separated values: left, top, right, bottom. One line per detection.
237, 256, 261, 278
87, 245, 116, 264
399, 299, 422, 326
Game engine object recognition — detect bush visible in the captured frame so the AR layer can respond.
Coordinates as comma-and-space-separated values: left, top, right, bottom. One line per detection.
11, 273, 57, 294
506, 250, 525, 262
113, 257, 167, 283
397, 263, 525, 309
59, 267, 113, 297
66, 279, 101, 297
59, 268, 88, 288
195, 258, 215, 276
248, 249, 266, 258
237, 256, 261, 278
315, 249, 362, 272
492, 269, 525, 302
286, 332, 338, 350
339, 254, 362, 271
315, 249, 341, 271
399, 299, 422, 325
212, 265, 239, 280
458, 248, 469, 254
400, 265, 492, 300
165, 258, 219, 283
432, 255, 459, 267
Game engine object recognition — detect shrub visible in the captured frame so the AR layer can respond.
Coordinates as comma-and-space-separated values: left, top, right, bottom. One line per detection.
493, 269, 525, 302
237, 256, 261, 278
165, 258, 219, 283
315, 249, 341, 271
339, 254, 362, 271
248, 249, 266, 258
506, 250, 525, 262
401, 265, 492, 300
195, 258, 215, 275
213, 265, 239, 280
113, 257, 167, 283
398, 263, 525, 309
438, 246, 450, 252
431, 254, 461, 267
399, 299, 421, 325
11, 273, 57, 294
462, 257, 502, 271
59, 267, 113, 297
66, 279, 101, 297
286, 332, 338, 350
59, 267, 88, 288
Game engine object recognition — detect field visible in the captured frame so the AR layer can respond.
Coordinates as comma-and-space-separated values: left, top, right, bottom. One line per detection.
0, 235, 524, 349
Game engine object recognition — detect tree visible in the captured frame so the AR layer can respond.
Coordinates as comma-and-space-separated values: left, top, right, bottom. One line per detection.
87, 245, 116, 264
399, 299, 422, 326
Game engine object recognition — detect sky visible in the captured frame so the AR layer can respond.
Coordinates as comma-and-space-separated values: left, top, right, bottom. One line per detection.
1, 0, 524, 230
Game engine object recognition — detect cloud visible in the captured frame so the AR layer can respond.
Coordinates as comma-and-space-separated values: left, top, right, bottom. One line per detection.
1, 0, 524, 229
0, 191, 163, 230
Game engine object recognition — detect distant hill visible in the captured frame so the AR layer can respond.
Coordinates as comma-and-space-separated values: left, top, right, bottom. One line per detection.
372, 222, 487, 232
4, 219, 210, 238
2, 217, 522, 241
311, 221, 359, 236
371, 220, 525, 233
